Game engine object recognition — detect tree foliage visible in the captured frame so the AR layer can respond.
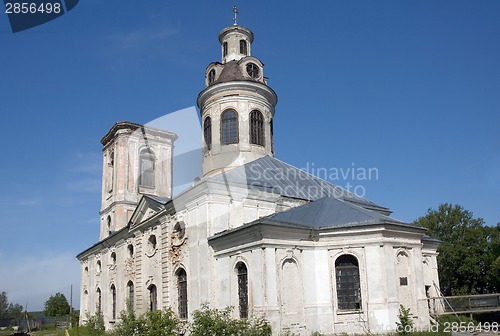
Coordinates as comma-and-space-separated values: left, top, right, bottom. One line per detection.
414, 203, 500, 295
110, 307, 185, 336
44, 292, 70, 317
190, 304, 272, 336
0, 291, 24, 319
396, 304, 414, 336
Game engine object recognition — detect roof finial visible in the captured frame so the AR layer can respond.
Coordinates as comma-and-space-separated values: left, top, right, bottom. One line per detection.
232, 5, 238, 26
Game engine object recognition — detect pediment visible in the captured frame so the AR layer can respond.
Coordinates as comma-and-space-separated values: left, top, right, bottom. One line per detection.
129, 194, 169, 227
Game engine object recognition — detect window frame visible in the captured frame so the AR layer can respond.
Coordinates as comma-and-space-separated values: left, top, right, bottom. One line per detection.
236, 262, 249, 319
204, 116, 212, 150
148, 284, 157, 311
127, 281, 134, 311
221, 109, 239, 145
239, 39, 248, 55
111, 284, 116, 320
223, 42, 228, 57
139, 149, 155, 188
177, 268, 188, 319
249, 110, 265, 146
335, 254, 362, 311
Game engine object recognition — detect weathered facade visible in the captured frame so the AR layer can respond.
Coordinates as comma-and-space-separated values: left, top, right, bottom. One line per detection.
77, 20, 441, 335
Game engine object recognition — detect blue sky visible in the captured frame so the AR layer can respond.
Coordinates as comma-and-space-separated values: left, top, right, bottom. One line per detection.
0, 1, 499, 311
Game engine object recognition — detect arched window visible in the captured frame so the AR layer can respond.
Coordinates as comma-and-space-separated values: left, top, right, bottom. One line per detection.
106, 150, 114, 192
96, 260, 102, 274
96, 287, 102, 312
148, 235, 157, 254
204, 116, 212, 150
127, 281, 134, 311
208, 69, 216, 84
139, 149, 155, 188
236, 262, 248, 318
110, 252, 116, 266
335, 255, 361, 310
127, 244, 134, 258
239, 40, 247, 55
223, 42, 228, 57
249, 110, 264, 146
148, 284, 157, 311
106, 215, 112, 234
110, 284, 116, 320
221, 109, 238, 145
177, 268, 188, 319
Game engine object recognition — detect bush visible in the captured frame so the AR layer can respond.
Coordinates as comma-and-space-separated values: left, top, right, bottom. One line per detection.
190, 303, 271, 336
84, 309, 105, 336
396, 304, 413, 336
110, 307, 184, 336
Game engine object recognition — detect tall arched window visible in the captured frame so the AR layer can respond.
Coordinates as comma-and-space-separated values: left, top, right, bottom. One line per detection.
148, 284, 157, 311
96, 287, 102, 312
236, 262, 248, 318
177, 269, 188, 319
106, 215, 112, 235
110, 252, 116, 266
110, 284, 116, 320
204, 116, 212, 150
335, 254, 361, 310
249, 110, 264, 146
139, 149, 155, 188
239, 40, 248, 55
128, 244, 134, 258
127, 281, 134, 311
221, 109, 238, 145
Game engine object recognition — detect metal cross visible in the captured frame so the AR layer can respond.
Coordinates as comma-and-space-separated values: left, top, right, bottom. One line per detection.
232, 5, 238, 25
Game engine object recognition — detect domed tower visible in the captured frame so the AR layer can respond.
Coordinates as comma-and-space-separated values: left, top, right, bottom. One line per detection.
197, 7, 278, 177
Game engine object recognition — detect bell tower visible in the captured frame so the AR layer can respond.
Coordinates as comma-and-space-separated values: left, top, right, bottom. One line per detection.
99, 122, 177, 240
197, 7, 278, 177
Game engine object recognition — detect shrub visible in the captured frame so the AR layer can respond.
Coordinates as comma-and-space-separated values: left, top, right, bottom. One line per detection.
190, 303, 272, 336
84, 309, 105, 336
396, 304, 414, 336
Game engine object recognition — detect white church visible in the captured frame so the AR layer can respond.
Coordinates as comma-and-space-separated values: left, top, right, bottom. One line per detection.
77, 15, 441, 335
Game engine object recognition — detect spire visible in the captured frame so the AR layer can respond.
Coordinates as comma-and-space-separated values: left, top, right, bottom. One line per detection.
232, 5, 238, 25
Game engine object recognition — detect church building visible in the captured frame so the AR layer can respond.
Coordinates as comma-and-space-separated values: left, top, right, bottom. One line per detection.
77, 14, 441, 335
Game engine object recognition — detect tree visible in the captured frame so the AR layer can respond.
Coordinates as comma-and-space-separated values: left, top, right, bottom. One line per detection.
44, 292, 70, 317
414, 203, 500, 295
0, 292, 24, 319
7, 303, 24, 319
0, 292, 8, 319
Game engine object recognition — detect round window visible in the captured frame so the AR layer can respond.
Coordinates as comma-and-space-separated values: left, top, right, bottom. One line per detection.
246, 62, 259, 78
